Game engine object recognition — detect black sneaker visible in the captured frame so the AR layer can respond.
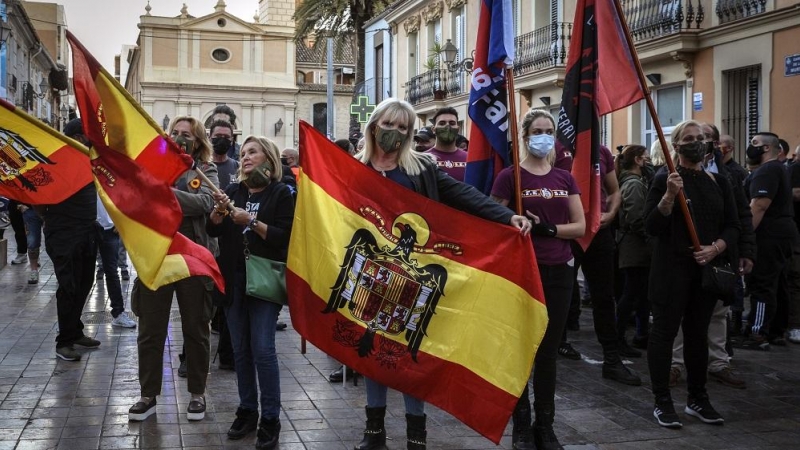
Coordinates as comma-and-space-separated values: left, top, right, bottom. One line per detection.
73, 336, 101, 348
533, 424, 563, 450
129, 397, 157, 421
602, 361, 642, 386
120, 269, 130, 281
733, 335, 770, 351
557, 342, 581, 360
55, 346, 81, 361
685, 395, 724, 424
187, 395, 206, 421
255, 417, 281, 450
178, 358, 188, 378
276, 321, 288, 331
653, 400, 682, 428
228, 407, 259, 440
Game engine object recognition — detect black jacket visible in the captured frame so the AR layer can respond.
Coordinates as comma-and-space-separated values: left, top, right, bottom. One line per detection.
719, 159, 756, 262
406, 157, 515, 224
206, 181, 295, 306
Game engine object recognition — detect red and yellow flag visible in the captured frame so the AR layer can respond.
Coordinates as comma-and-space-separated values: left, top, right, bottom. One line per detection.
68, 31, 223, 292
289, 122, 548, 443
0, 99, 92, 204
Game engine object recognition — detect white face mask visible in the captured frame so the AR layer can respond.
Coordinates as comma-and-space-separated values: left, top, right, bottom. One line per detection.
527, 134, 554, 158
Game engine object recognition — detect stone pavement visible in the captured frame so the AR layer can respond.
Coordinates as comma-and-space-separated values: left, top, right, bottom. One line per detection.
1, 242, 799, 450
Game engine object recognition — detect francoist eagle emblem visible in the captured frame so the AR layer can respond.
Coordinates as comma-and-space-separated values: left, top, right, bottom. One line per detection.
323, 209, 461, 365
0, 127, 56, 192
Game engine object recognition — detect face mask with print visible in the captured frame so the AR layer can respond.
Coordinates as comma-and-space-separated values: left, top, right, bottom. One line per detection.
211, 137, 231, 155
526, 134, 554, 159
244, 162, 273, 189
375, 126, 406, 153
678, 141, 705, 164
174, 135, 194, 154
434, 127, 458, 145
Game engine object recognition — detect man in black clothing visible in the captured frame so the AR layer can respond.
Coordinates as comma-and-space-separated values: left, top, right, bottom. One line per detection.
739, 132, 798, 350
47, 118, 101, 361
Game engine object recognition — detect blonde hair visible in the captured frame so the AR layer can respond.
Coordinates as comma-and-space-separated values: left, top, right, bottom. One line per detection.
237, 136, 283, 182
168, 116, 212, 163
356, 98, 432, 176
519, 108, 557, 166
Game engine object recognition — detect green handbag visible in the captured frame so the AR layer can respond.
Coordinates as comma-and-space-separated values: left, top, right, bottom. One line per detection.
243, 232, 288, 305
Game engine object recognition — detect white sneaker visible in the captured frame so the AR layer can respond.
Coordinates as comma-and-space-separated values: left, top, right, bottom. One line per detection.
11, 254, 27, 265
112, 312, 137, 328
788, 328, 800, 344
28, 269, 39, 284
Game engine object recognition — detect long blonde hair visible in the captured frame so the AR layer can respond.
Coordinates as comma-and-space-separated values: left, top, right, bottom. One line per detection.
356, 98, 432, 176
519, 108, 557, 166
237, 136, 283, 182
168, 115, 212, 163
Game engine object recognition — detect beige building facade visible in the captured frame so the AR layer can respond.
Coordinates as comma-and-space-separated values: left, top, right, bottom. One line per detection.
124, 0, 354, 148
389, 0, 800, 163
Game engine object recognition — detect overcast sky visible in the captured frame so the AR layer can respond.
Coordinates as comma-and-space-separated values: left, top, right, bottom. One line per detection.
29, 0, 259, 70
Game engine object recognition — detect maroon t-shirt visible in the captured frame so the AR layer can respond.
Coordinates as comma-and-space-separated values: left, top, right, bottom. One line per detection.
425, 148, 468, 181
554, 143, 614, 213
491, 166, 580, 265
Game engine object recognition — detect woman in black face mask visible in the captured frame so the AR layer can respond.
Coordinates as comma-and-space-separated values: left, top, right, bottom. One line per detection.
643, 120, 739, 429
349, 98, 532, 450
129, 116, 219, 424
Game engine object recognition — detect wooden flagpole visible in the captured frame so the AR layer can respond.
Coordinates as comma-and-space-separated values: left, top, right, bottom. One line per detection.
506, 67, 523, 215
611, 0, 701, 251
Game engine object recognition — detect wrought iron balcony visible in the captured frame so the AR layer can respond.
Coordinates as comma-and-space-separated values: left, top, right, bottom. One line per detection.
513, 22, 572, 77
715, 0, 767, 25
404, 68, 467, 106
621, 0, 705, 42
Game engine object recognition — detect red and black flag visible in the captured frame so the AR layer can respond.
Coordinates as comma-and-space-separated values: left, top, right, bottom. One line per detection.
556, 0, 645, 249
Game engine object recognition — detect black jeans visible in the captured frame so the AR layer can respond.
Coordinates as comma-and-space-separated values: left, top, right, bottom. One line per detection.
46, 227, 97, 348
648, 259, 716, 400
571, 227, 620, 361
617, 266, 650, 339
97, 228, 125, 317
515, 262, 573, 416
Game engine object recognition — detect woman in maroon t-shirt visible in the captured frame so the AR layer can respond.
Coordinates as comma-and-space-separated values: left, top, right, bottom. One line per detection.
491, 109, 584, 449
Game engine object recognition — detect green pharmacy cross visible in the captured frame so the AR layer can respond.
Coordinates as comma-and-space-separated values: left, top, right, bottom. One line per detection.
350, 96, 376, 123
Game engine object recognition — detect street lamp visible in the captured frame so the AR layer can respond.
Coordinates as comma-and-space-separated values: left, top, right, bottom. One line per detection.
441, 39, 474, 73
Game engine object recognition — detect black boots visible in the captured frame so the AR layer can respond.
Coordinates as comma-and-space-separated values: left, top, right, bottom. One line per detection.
227, 407, 258, 440
511, 394, 535, 450
255, 417, 280, 450
355, 406, 387, 450
406, 413, 427, 450
533, 404, 563, 450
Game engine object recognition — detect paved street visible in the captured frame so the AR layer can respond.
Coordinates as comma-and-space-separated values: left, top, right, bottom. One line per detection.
0, 241, 799, 450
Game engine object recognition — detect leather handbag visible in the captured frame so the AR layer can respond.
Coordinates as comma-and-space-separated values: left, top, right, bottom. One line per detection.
243, 233, 288, 305
701, 259, 737, 304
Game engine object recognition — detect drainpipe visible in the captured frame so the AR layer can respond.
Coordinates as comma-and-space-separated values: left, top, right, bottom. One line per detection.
387, 28, 393, 97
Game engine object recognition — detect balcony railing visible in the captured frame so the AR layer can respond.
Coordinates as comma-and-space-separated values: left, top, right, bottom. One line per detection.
513, 22, 572, 77
715, 0, 767, 25
622, 0, 704, 42
405, 68, 467, 106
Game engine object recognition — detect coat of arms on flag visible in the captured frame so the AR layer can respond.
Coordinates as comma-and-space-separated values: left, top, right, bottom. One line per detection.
0, 128, 56, 192
324, 211, 456, 364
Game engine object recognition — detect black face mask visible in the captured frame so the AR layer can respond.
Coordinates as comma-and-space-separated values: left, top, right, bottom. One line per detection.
746, 144, 766, 165
211, 137, 231, 155
705, 141, 716, 155
280, 157, 289, 166
678, 141, 705, 164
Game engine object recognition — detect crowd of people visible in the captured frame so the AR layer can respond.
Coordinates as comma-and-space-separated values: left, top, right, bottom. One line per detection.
3, 97, 799, 450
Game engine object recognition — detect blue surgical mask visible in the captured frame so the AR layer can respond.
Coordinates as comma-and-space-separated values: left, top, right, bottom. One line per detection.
527, 134, 554, 158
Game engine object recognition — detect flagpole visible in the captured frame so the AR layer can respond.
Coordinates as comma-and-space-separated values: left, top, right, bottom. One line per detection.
506, 67, 523, 215
611, 0, 701, 251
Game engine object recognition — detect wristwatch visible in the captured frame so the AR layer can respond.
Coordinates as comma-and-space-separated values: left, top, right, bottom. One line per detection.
248, 217, 259, 229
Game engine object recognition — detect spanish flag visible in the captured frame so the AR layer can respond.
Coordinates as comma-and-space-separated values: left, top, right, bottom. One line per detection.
68, 32, 223, 292
0, 99, 92, 204
289, 122, 548, 443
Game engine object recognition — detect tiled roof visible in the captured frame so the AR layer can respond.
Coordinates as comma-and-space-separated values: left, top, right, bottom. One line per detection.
296, 35, 355, 65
